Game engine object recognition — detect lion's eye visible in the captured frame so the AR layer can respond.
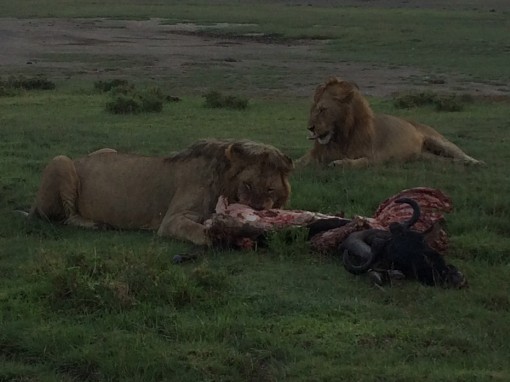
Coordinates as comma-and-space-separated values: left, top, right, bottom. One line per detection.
267, 188, 275, 194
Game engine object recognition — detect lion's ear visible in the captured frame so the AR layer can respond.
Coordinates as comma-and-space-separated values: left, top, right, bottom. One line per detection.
226, 142, 294, 174
333, 81, 356, 103
350, 81, 360, 90
313, 84, 326, 104
279, 154, 294, 173
225, 141, 253, 164
225, 143, 242, 162
260, 149, 294, 173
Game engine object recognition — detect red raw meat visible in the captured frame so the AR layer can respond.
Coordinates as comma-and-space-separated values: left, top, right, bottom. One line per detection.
205, 188, 452, 251
212, 196, 339, 228
205, 196, 344, 248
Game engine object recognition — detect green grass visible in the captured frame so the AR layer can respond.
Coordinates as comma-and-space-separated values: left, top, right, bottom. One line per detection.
1, 1, 510, 381
1, 86, 509, 381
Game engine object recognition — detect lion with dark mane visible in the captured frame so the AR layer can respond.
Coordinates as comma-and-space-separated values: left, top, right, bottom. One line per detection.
296, 77, 482, 167
29, 139, 293, 246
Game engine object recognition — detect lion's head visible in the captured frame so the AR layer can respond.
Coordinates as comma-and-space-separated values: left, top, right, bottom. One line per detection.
307, 77, 374, 147
169, 139, 293, 211
222, 140, 293, 210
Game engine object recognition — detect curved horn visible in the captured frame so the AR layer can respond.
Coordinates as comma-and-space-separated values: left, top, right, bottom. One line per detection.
341, 232, 375, 275
395, 198, 421, 229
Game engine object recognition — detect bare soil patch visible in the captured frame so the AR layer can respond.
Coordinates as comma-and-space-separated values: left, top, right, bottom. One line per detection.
272, 0, 510, 11
0, 17, 507, 98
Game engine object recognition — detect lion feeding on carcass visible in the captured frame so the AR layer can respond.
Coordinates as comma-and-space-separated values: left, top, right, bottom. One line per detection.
296, 77, 482, 168
29, 139, 293, 246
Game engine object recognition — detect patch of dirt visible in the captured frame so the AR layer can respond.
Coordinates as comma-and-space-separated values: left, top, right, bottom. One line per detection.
266, 0, 510, 11
0, 17, 508, 98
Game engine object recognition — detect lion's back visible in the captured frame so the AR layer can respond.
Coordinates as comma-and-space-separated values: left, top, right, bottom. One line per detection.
371, 114, 426, 161
73, 153, 180, 229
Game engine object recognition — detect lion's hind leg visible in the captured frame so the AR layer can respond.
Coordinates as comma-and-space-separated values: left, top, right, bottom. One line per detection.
423, 136, 483, 165
30, 155, 98, 228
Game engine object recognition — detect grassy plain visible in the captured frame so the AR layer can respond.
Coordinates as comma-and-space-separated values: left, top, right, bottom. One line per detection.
1, 1, 510, 381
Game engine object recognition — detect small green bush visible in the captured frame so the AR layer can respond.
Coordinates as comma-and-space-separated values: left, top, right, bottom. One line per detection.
105, 86, 165, 114
0, 85, 16, 97
139, 93, 163, 113
393, 91, 465, 112
106, 95, 141, 114
94, 79, 130, 92
434, 95, 464, 112
0, 75, 55, 91
204, 90, 248, 110
393, 91, 439, 109
140, 86, 165, 112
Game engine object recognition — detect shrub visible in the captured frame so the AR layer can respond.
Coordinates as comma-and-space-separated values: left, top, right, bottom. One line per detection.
434, 95, 464, 112
0, 75, 55, 91
393, 91, 465, 112
139, 86, 165, 112
105, 86, 164, 114
0, 85, 16, 97
204, 90, 248, 110
139, 93, 163, 113
94, 79, 130, 92
106, 95, 141, 114
393, 91, 439, 109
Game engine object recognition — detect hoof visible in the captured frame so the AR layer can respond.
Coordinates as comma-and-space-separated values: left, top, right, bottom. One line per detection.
368, 270, 384, 286
172, 253, 198, 264
172, 255, 184, 264
387, 270, 405, 280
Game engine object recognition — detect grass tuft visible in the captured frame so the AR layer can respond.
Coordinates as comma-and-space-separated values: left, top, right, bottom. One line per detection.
28, 248, 230, 314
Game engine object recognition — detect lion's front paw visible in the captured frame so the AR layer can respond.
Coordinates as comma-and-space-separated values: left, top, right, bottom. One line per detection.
468, 158, 486, 166
328, 158, 369, 168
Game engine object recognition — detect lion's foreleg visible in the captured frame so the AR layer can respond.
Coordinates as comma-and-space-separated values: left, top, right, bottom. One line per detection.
423, 136, 483, 165
64, 214, 102, 229
294, 152, 314, 168
328, 158, 370, 168
88, 148, 117, 156
158, 211, 211, 246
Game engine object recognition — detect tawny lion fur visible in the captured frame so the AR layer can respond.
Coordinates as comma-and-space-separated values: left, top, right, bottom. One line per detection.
296, 77, 482, 168
29, 139, 293, 246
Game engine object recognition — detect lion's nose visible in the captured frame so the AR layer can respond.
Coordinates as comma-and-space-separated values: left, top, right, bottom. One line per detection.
308, 125, 315, 132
